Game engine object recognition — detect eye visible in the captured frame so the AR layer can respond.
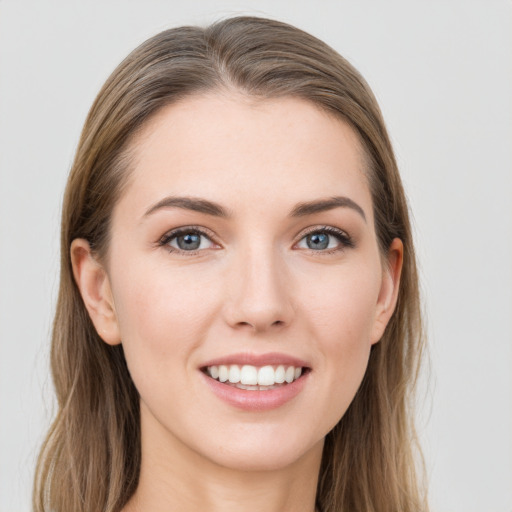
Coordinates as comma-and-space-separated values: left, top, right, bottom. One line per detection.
159, 227, 217, 253
295, 227, 354, 252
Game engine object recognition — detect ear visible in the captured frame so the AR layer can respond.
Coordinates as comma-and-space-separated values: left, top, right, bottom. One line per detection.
70, 238, 121, 346
370, 238, 403, 345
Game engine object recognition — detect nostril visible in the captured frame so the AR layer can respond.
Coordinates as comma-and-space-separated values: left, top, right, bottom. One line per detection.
234, 319, 285, 330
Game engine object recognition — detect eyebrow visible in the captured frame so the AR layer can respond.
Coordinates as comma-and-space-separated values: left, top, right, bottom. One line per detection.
144, 196, 230, 218
143, 195, 366, 222
290, 196, 367, 222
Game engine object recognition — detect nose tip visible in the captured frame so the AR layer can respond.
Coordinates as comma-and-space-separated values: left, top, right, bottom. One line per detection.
222, 253, 294, 333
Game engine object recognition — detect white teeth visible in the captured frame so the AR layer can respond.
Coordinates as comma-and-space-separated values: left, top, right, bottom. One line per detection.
228, 365, 241, 383
209, 365, 219, 379
275, 365, 285, 383
206, 364, 305, 388
218, 365, 229, 382
257, 365, 275, 386
240, 365, 258, 385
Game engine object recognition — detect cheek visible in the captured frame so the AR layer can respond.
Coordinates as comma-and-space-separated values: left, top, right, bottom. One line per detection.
302, 260, 381, 346
109, 259, 220, 381
298, 260, 381, 419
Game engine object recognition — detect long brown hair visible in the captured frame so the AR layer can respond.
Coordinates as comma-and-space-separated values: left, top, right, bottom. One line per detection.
34, 16, 428, 512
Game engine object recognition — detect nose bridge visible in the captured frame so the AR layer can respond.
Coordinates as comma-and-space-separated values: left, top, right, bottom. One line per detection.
224, 238, 293, 331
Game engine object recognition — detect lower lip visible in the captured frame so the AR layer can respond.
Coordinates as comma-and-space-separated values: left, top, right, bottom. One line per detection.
201, 371, 309, 411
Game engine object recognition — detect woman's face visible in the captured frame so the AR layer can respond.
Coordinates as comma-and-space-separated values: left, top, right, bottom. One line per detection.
84, 93, 401, 471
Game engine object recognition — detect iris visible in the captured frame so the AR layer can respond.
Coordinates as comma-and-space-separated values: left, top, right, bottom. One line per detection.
177, 233, 201, 250
307, 233, 329, 250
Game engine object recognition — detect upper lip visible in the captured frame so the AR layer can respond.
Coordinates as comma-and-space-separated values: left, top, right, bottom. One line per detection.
200, 352, 310, 369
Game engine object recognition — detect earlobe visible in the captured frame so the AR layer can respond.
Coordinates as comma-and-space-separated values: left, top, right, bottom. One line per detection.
370, 238, 403, 344
70, 239, 121, 346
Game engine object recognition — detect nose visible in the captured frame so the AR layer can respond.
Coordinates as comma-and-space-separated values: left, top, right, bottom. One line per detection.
222, 244, 295, 333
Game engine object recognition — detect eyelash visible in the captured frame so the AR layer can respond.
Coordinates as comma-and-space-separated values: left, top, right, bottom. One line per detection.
158, 225, 355, 255
158, 226, 217, 255
297, 225, 355, 254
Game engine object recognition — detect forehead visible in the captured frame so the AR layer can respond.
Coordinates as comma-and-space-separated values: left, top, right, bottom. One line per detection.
119, 93, 373, 221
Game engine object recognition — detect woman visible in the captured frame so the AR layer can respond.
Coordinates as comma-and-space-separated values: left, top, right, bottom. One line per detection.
33, 16, 427, 512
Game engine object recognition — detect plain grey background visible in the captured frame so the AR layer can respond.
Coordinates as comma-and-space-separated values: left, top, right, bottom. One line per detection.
0, 1, 511, 511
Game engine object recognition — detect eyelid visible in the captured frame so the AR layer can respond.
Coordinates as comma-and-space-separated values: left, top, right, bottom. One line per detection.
158, 225, 221, 253
156, 224, 354, 254
293, 225, 355, 251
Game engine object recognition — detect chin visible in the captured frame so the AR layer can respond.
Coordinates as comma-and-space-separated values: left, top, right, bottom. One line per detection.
198, 432, 324, 473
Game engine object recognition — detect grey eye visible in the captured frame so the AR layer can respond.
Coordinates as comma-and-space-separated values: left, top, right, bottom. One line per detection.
306, 232, 330, 250
175, 233, 202, 250
296, 227, 353, 252
297, 231, 342, 251
166, 231, 215, 251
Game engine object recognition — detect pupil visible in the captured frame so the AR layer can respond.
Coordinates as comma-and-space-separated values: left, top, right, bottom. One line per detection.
308, 233, 329, 250
178, 233, 200, 250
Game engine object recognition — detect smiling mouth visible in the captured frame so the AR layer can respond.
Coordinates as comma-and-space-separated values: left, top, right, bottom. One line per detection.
202, 364, 309, 391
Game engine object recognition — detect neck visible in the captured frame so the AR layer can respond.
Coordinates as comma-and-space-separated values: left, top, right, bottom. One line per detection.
124, 404, 323, 512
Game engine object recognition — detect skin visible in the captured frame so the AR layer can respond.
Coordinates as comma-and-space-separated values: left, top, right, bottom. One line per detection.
71, 92, 403, 512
